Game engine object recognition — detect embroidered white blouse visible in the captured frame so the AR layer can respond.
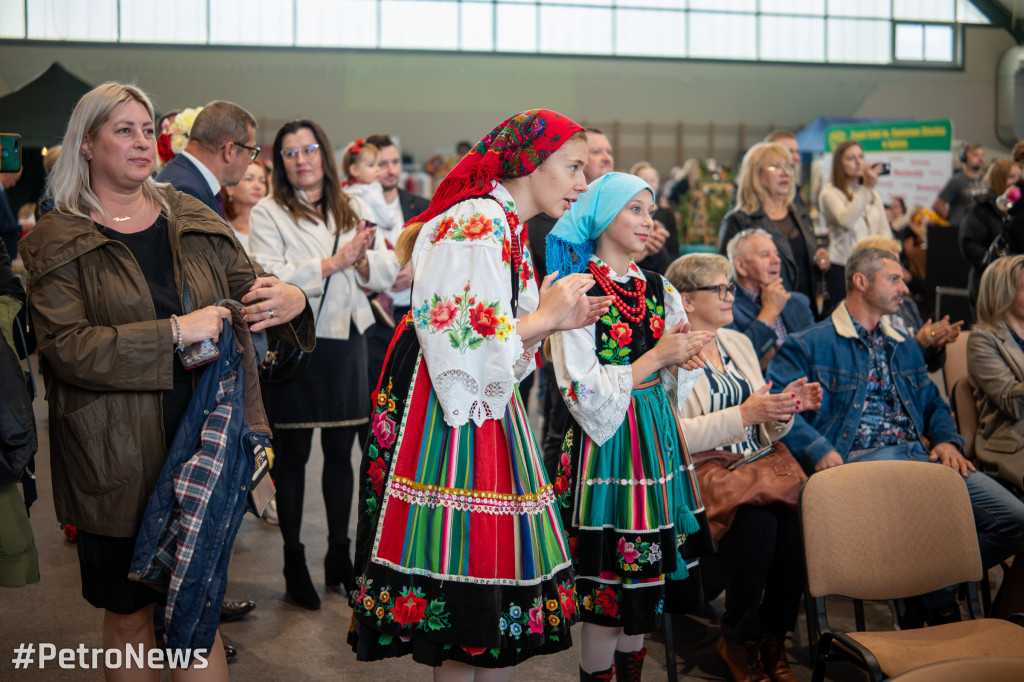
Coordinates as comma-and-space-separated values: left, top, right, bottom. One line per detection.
248, 191, 398, 340
410, 182, 539, 428
548, 256, 701, 446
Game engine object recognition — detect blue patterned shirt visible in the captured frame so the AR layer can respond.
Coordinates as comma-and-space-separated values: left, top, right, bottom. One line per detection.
849, 318, 919, 451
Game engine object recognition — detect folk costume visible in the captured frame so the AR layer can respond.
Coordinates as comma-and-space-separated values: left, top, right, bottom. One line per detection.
545, 173, 708, 636
349, 110, 582, 668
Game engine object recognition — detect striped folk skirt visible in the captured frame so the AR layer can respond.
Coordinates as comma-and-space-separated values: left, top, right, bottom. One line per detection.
553, 376, 706, 635
349, 322, 577, 668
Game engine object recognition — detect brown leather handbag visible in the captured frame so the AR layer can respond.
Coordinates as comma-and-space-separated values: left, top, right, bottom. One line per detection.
692, 442, 807, 541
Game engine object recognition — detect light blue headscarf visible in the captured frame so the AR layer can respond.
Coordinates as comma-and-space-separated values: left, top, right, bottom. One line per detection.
545, 172, 655, 280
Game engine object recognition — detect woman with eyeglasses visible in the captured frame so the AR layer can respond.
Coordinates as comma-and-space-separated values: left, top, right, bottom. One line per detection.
819, 139, 893, 306
665, 252, 821, 682
719, 142, 825, 314
248, 119, 398, 610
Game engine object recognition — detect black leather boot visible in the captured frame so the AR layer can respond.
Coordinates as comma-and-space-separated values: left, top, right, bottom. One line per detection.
283, 545, 321, 610
614, 647, 647, 682
324, 539, 353, 595
580, 665, 616, 681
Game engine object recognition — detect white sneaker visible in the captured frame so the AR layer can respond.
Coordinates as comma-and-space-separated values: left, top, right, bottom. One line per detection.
262, 498, 279, 526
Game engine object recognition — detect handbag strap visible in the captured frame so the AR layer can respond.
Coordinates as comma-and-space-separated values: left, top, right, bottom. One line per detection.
314, 231, 342, 331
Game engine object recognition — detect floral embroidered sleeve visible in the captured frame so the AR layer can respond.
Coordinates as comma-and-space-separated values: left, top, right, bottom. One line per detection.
548, 324, 633, 447
410, 189, 530, 427
659, 276, 702, 408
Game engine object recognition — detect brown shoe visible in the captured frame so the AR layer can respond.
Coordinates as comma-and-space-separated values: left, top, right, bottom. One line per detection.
759, 633, 798, 682
717, 636, 770, 682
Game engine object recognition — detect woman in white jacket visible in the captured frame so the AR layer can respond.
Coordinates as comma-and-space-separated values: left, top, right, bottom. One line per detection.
249, 119, 397, 610
819, 139, 893, 303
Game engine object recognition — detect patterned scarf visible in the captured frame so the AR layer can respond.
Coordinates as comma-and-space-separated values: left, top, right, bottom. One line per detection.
407, 109, 584, 227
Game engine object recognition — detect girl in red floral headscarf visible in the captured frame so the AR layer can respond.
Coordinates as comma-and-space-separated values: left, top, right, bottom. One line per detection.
349, 110, 612, 679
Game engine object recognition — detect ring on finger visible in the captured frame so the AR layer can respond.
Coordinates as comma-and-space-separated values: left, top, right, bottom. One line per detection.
269, 309, 275, 319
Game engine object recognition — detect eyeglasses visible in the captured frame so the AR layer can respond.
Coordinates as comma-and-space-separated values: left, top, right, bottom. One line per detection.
234, 141, 261, 161
221, 141, 261, 161
765, 164, 795, 175
281, 144, 321, 162
685, 283, 737, 300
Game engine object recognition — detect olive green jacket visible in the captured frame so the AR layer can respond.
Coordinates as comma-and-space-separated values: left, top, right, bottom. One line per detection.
19, 188, 313, 536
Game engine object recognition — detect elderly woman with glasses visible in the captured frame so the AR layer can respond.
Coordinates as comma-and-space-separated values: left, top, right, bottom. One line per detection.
665, 252, 821, 682
248, 119, 397, 610
719, 141, 826, 314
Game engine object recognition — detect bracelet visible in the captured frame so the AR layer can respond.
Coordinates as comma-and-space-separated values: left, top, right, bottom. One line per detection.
170, 315, 185, 350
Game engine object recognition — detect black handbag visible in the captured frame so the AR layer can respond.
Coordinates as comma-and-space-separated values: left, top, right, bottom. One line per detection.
258, 232, 339, 384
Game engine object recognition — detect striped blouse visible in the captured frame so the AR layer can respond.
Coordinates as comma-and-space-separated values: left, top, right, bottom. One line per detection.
702, 340, 762, 455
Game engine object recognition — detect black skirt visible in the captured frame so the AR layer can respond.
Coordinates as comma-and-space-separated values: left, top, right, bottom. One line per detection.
77, 530, 166, 614
263, 324, 370, 429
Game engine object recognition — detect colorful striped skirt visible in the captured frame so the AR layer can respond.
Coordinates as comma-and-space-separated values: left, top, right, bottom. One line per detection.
349, 323, 576, 668
552, 376, 706, 634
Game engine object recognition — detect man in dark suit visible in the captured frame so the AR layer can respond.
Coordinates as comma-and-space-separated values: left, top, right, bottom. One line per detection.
156, 101, 258, 219
726, 228, 815, 369
156, 100, 258, 638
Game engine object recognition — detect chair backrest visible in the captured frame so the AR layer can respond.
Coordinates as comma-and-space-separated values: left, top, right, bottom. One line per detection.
801, 460, 982, 601
951, 376, 979, 461
886, 656, 1024, 682
943, 330, 971, 397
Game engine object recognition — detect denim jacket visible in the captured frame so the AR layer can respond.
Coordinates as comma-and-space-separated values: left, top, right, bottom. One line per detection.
766, 301, 963, 469
129, 310, 271, 658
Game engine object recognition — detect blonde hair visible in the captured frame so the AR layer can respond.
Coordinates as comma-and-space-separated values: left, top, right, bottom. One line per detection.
47, 82, 168, 219
853, 236, 902, 256
984, 158, 1019, 195
977, 255, 1024, 331
665, 252, 732, 292
736, 141, 795, 214
395, 129, 589, 265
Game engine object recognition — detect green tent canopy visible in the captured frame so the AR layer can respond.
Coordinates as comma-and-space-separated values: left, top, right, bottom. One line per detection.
0, 63, 93, 147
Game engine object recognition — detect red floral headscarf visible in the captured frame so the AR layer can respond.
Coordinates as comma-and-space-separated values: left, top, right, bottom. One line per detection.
408, 109, 584, 227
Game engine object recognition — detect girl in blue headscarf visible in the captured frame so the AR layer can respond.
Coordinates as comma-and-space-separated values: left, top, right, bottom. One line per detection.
545, 172, 715, 681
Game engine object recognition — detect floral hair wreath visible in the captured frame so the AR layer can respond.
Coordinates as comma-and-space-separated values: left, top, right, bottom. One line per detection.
156, 106, 203, 171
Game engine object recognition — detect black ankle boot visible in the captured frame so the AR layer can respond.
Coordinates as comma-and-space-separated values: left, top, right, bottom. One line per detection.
324, 539, 353, 595
614, 648, 647, 682
580, 665, 616, 681
283, 545, 321, 610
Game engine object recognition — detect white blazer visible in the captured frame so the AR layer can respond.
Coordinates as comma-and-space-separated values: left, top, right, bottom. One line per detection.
248, 192, 398, 340
819, 183, 892, 267
677, 327, 792, 452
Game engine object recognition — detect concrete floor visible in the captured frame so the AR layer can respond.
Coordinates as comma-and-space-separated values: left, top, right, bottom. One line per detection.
0, 360, 996, 681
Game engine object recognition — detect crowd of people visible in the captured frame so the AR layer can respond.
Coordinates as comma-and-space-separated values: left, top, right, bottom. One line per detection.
3, 80, 1024, 682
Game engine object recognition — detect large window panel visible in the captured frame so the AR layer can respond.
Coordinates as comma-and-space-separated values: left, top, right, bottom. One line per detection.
496, 3, 537, 52
615, 9, 686, 57
894, 22, 924, 60
924, 24, 954, 61
121, 0, 206, 43
27, 0, 118, 41
760, 0, 824, 15
689, 11, 756, 60
295, 0, 378, 47
760, 15, 824, 62
827, 0, 890, 19
210, 0, 293, 45
380, 1, 458, 50
615, 0, 686, 8
0, 0, 26, 38
689, 0, 755, 12
460, 2, 493, 51
894, 0, 955, 22
539, 5, 611, 54
827, 18, 890, 63
957, 0, 990, 24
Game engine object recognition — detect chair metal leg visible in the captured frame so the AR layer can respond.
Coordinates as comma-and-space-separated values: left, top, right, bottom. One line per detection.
804, 590, 818, 655
662, 612, 678, 682
854, 599, 866, 632
811, 632, 833, 682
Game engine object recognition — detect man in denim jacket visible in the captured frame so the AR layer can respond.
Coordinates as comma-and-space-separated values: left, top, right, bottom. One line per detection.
767, 248, 1024, 601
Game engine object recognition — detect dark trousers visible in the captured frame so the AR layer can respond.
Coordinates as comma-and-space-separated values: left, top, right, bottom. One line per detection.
272, 426, 359, 551
718, 504, 804, 643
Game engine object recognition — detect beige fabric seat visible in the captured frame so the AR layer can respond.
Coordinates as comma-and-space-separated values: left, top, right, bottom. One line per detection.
886, 655, 1024, 681
800, 460, 1024, 682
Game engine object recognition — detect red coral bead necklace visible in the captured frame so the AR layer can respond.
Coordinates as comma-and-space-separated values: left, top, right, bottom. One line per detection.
588, 261, 646, 323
